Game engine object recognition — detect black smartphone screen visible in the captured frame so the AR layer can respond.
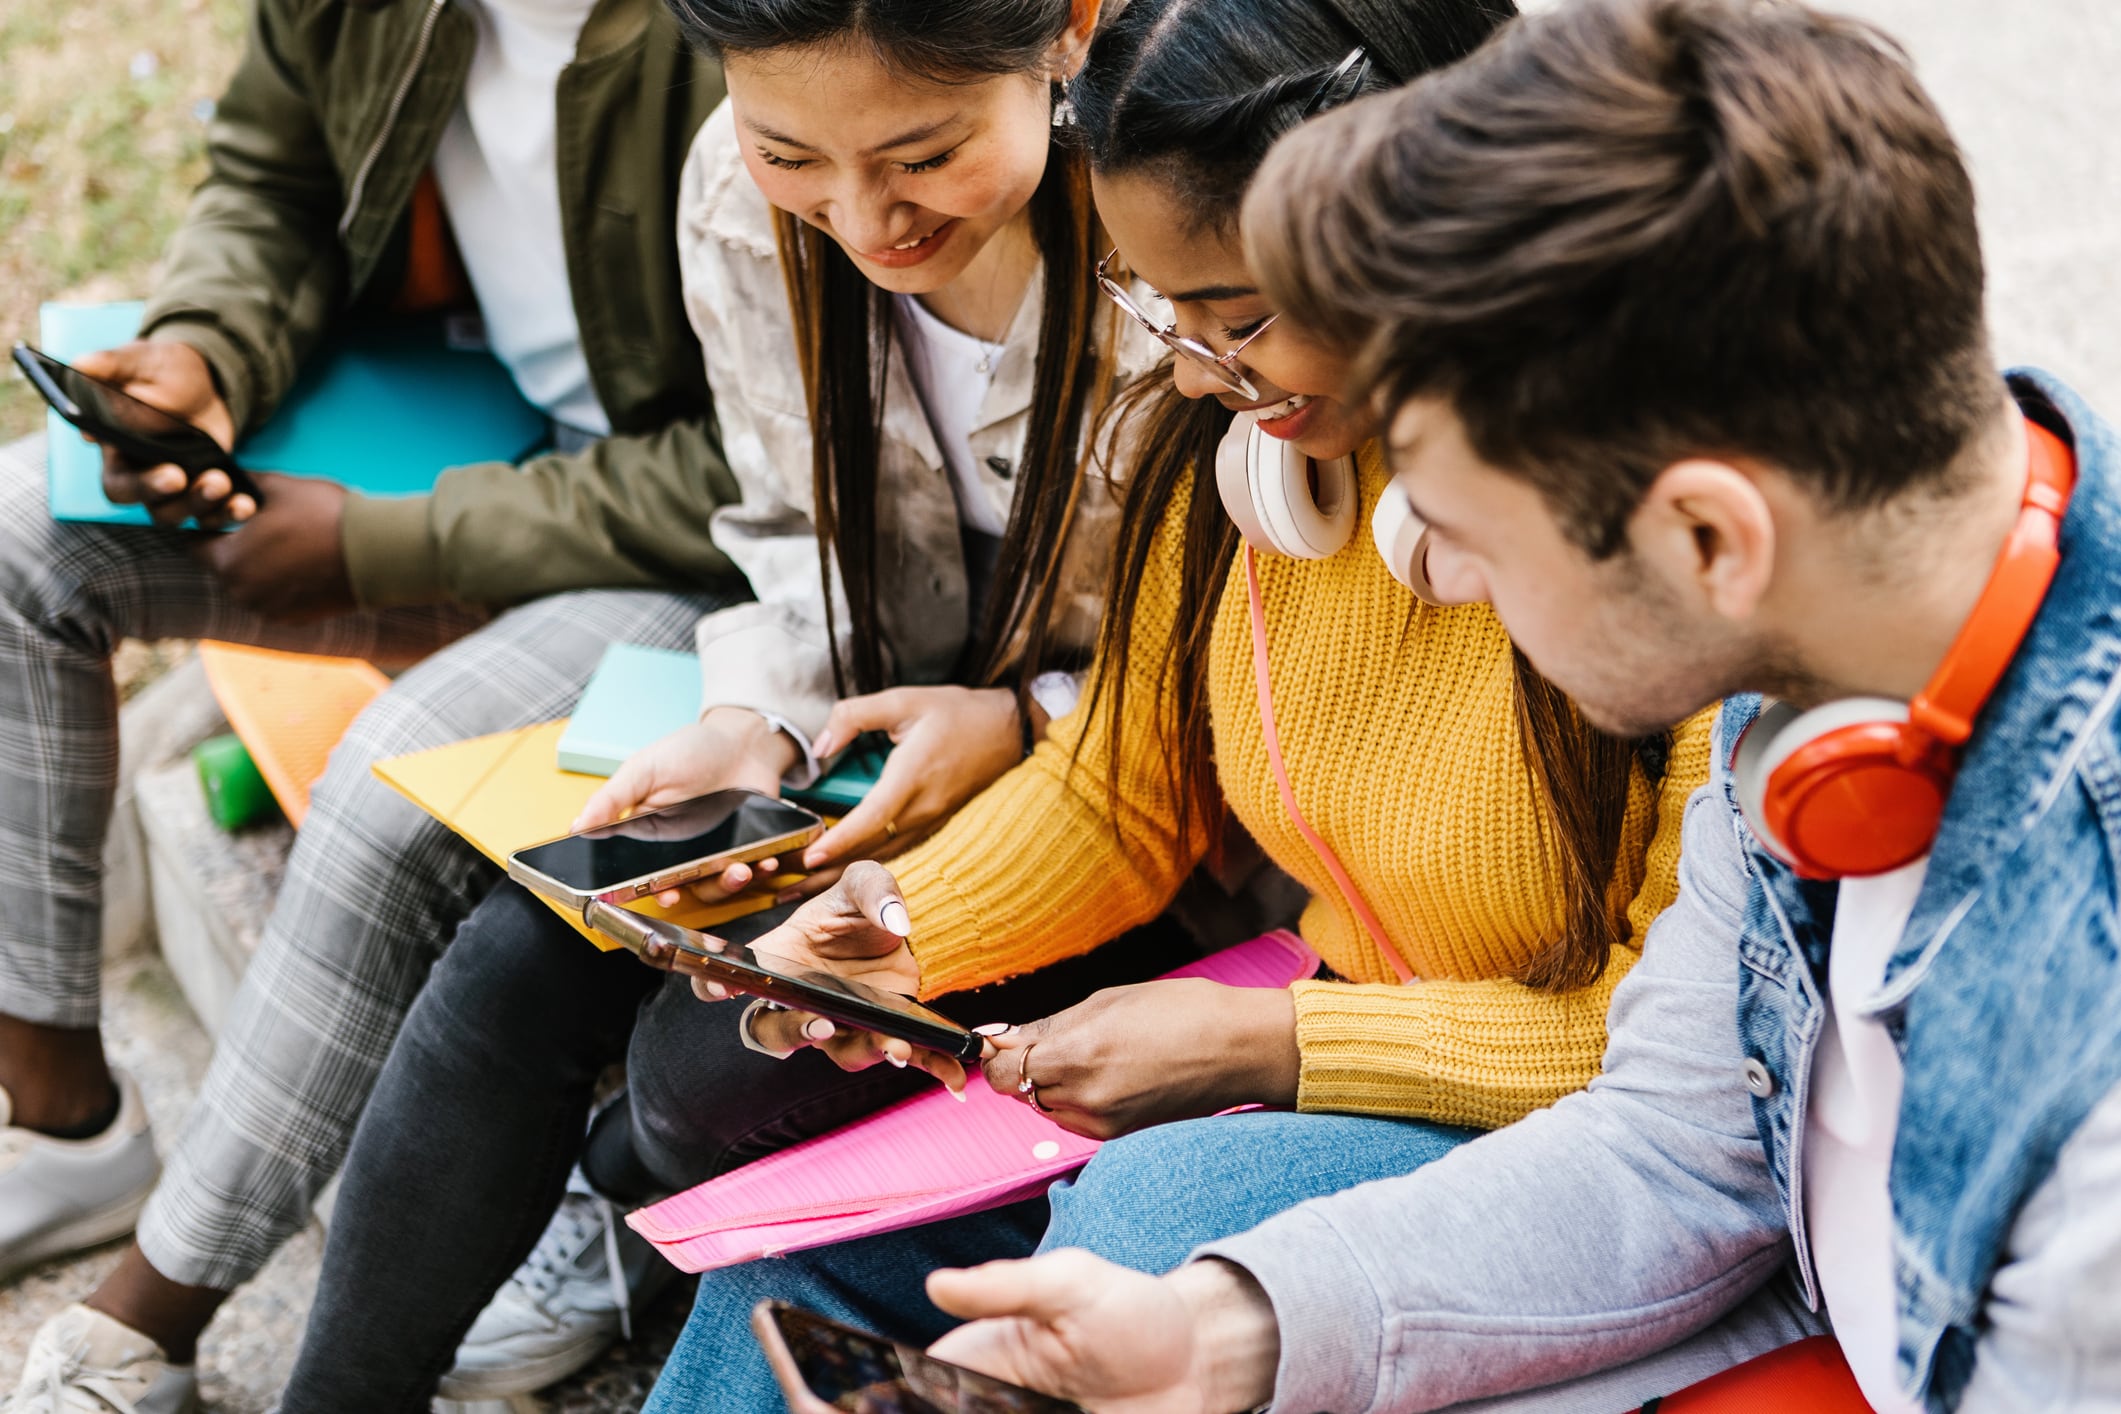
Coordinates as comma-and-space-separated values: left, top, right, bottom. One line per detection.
770, 1304, 1086, 1414
12, 343, 232, 474
512, 789, 819, 893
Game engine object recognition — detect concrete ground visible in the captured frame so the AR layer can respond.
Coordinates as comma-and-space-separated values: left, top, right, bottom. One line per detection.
3, 0, 2116, 1409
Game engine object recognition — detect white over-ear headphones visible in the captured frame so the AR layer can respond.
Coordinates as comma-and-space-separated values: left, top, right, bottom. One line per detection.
1215, 410, 1355, 559
1214, 412, 1442, 602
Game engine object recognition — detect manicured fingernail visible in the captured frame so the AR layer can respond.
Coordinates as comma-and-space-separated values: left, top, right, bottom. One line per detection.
804, 1018, 836, 1041
948, 1086, 968, 1104
879, 900, 912, 936
971, 1023, 1012, 1036
886, 1053, 908, 1069
803, 849, 826, 868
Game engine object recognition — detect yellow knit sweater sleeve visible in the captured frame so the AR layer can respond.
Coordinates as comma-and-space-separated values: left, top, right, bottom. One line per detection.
892, 482, 1212, 1001
1289, 705, 1718, 1129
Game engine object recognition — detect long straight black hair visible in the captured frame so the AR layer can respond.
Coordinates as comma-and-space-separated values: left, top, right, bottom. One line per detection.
667, 0, 1114, 700
1074, 0, 1665, 993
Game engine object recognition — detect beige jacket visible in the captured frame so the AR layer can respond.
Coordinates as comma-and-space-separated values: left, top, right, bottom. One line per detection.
676, 102, 1164, 746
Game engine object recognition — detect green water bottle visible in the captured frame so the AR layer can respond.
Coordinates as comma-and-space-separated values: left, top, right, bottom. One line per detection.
193, 734, 277, 831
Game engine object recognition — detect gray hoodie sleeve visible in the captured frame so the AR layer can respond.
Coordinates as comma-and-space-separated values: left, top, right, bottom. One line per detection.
1198, 780, 1795, 1414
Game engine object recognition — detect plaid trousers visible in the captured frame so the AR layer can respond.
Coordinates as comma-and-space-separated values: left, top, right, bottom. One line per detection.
0, 435, 730, 1286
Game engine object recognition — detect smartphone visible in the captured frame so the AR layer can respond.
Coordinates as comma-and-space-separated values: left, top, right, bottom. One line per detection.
786, 732, 893, 814
754, 1301, 1087, 1414
506, 787, 824, 908
578, 901, 983, 1065
11, 343, 268, 509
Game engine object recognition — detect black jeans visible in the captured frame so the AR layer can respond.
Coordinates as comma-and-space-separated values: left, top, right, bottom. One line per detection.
279, 880, 1197, 1412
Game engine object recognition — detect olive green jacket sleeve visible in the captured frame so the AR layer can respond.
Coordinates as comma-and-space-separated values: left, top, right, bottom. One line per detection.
138, 0, 349, 436
339, 418, 741, 608
132, 0, 739, 610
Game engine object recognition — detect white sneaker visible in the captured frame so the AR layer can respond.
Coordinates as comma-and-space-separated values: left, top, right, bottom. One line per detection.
0, 1075, 160, 1281
5, 1305, 198, 1414
436, 1191, 675, 1400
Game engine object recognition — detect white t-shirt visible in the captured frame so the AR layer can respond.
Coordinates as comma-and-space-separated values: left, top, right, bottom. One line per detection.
1805, 857, 1930, 1414
891, 293, 1080, 728
431, 0, 609, 435
895, 293, 1008, 537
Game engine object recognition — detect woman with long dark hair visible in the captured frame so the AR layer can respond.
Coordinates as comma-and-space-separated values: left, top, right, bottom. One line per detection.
575, 0, 1149, 868
267, 2, 1204, 1406
642, 0, 1716, 1408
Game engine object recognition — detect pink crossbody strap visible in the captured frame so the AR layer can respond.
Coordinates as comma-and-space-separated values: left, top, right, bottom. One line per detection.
1244, 546, 1414, 983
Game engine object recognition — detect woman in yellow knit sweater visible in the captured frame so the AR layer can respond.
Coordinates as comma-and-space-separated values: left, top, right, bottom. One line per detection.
644, 0, 1715, 1407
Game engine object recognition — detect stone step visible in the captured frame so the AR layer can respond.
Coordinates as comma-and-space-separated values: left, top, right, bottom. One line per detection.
135, 753, 293, 1036
124, 651, 297, 1037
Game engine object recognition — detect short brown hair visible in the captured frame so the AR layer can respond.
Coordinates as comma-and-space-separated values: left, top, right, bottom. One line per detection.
1246, 0, 2005, 556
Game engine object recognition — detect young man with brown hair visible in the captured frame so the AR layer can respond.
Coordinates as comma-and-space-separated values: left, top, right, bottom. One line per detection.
885, 1, 2121, 1409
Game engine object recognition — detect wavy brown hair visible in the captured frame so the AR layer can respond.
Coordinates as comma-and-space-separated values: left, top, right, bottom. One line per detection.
1074, 0, 1654, 991
1244, 0, 1999, 558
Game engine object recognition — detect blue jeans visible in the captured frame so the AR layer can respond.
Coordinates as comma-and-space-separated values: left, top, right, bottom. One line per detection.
642, 1109, 1474, 1414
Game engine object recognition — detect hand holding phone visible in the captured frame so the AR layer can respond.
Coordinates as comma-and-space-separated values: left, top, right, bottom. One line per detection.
508, 788, 825, 908
704, 863, 980, 1082
755, 1301, 1087, 1414
12, 341, 262, 527
579, 901, 982, 1065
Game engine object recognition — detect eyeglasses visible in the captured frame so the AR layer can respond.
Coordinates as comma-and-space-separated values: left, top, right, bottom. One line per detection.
1093, 48, 1382, 400
1096, 249, 1279, 400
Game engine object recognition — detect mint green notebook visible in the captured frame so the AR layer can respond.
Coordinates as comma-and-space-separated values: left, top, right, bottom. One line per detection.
39, 301, 549, 525
557, 644, 705, 777
555, 642, 889, 806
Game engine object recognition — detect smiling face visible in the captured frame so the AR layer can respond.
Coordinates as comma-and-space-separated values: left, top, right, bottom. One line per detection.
723, 40, 1058, 296
1090, 168, 1373, 462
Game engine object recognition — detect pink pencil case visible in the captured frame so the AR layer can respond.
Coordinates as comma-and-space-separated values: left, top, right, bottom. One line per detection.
626, 929, 1321, 1273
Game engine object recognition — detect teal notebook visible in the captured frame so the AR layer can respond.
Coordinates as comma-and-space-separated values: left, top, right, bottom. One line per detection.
555, 642, 889, 805
556, 644, 705, 776
39, 301, 550, 525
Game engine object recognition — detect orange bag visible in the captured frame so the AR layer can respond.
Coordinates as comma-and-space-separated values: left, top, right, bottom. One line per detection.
1642, 1337, 1872, 1412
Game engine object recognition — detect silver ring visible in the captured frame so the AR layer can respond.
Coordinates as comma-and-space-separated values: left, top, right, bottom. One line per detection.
737, 999, 798, 1060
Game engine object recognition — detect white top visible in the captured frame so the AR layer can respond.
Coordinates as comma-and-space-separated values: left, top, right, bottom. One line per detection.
431, 0, 609, 436
895, 293, 1010, 537
1804, 857, 1930, 1414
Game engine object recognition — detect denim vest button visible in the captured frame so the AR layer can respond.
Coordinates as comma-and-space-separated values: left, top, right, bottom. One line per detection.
1743, 1057, 1777, 1098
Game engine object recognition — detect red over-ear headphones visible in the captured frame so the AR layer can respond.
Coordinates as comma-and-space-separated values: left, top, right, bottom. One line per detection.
1732, 417, 2076, 879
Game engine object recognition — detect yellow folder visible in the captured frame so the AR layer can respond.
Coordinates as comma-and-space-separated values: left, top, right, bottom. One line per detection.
372, 720, 781, 948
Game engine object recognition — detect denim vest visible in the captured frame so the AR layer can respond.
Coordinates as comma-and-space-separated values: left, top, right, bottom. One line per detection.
1719, 371, 2121, 1412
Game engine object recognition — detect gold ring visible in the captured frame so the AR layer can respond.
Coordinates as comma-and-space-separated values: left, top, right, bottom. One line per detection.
1016, 1042, 1048, 1112
883, 818, 898, 841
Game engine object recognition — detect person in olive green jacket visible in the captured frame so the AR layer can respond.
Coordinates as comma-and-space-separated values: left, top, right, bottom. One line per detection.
0, 0, 743, 1403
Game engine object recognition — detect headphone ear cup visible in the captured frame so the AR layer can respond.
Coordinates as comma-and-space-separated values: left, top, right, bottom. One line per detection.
1371, 485, 1445, 603
1214, 411, 1356, 559
1735, 697, 1949, 878
1215, 411, 1278, 550
1731, 699, 1808, 859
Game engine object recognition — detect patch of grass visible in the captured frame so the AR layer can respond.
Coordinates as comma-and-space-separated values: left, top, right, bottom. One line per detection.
0, 0, 247, 439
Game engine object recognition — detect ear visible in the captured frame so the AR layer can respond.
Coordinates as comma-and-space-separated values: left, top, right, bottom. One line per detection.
1630, 458, 1777, 624
1053, 0, 1102, 77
